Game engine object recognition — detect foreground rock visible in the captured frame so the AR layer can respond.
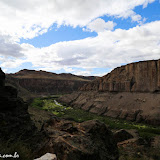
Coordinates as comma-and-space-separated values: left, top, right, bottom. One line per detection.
36, 118, 119, 160
113, 129, 134, 143
34, 153, 57, 160
0, 68, 37, 141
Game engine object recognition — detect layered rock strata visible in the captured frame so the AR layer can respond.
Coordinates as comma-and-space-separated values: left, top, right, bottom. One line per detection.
81, 60, 160, 92
6, 69, 96, 98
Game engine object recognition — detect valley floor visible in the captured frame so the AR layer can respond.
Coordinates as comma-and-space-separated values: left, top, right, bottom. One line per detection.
28, 96, 160, 160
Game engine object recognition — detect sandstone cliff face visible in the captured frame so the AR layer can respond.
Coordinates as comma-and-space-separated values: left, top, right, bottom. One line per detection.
6, 69, 96, 98
81, 60, 160, 92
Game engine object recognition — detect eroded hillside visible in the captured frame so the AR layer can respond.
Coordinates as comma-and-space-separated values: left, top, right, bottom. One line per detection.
59, 60, 160, 125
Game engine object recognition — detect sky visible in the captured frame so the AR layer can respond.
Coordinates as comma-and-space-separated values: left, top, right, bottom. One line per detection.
0, 0, 160, 76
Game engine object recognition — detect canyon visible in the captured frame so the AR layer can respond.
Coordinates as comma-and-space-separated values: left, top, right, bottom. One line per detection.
1, 59, 160, 159
59, 60, 160, 125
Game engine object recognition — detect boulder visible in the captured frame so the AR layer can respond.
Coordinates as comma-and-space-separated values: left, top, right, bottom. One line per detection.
34, 153, 57, 160
37, 118, 119, 160
113, 129, 134, 143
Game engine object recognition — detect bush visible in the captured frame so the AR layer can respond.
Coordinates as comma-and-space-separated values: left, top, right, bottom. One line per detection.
31, 98, 44, 108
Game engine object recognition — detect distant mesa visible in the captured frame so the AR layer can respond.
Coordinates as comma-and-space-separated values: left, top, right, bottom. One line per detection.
5, 69, 97, 100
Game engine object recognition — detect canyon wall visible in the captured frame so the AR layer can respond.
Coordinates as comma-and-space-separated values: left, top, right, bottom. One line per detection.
7, 77, 89, 95
81, 60, 160, 92
6, 69, 96, 99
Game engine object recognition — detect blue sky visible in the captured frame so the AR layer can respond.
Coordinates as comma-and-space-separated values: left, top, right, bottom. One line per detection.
0, 0, 160, 76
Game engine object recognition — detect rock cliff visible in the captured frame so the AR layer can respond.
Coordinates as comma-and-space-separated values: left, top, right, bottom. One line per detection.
0, 68, 36, 140
59, 60, 160, 125
6, 69, 96, 99
81, 60, 160, 92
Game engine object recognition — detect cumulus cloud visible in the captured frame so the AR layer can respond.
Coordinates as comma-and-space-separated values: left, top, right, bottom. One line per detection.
84, 18, 116, 33
0, 0, 159, 75
131, 14, 142, 22
13, 20, 159, 75
57, 57, 85, 66
1, 59, 25, 68
0, 0, 155, 40
73, 70, 93, 76
0, 34, 25, 71
0, 35, 24, 57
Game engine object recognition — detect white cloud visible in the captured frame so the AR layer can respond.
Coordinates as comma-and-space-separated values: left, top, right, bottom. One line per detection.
1, 59, 25, 68
131, 14, 142, 22
0, 0, 159, 76
0, 34, 24, 57
0, 0, 155, 40
84, 18, 116, 33
73, 70, 93, 76
1, 20, 160, 75
7, 20, 158, 76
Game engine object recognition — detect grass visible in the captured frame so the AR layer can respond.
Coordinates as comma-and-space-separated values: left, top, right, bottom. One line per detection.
30, 97, 160, 140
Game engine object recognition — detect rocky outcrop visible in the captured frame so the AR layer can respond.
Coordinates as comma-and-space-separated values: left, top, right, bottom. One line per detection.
81, 60, 160, 92
0, 68, 5, 86
0, 68, 36, 141
6, 69, 96, 99
0, 68, 50, 160
36, 118, 119, 160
